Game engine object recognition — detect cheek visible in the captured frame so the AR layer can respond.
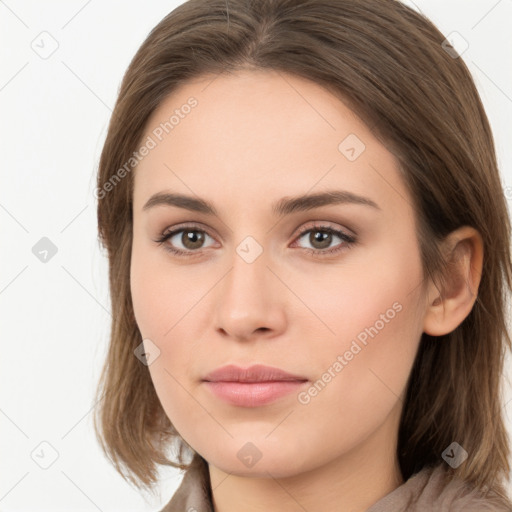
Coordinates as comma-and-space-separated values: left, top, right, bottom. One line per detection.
130, 238, 190, 340
130, 239, 207, 382
296, 233, 421, 368
289, 231, 424, 351
130, 243, 206, 441
303, 239, 425, 424
307, 296, 422, 458
130, 259, 168, 340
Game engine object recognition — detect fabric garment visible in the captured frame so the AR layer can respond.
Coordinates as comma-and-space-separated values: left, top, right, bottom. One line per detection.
159, 460, 511, 512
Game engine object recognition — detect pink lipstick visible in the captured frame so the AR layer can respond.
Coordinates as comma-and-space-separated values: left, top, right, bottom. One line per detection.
202, 364, 308, 407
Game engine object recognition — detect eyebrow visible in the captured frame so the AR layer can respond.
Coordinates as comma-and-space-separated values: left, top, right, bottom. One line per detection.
142, 189, 380, 216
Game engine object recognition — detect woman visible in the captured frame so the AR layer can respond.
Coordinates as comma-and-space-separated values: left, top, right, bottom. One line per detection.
93, 0, 512, 510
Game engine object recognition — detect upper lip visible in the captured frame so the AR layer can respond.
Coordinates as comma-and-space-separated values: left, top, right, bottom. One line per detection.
203, 364, 308, 383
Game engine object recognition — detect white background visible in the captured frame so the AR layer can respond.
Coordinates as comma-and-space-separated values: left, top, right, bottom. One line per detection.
1, 1, 511, 510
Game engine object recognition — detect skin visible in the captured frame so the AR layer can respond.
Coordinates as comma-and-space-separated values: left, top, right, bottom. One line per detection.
130, 69, 483, 512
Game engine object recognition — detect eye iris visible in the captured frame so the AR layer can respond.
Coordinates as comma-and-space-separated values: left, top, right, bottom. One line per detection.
182, 230, 205, 250
310, 230, 331, 249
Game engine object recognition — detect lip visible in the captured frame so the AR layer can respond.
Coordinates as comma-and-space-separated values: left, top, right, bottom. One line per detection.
202, 364, 308, 407
203, 364, 307, 383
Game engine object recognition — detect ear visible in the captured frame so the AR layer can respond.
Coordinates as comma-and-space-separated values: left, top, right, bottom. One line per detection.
423, 226, 483, 336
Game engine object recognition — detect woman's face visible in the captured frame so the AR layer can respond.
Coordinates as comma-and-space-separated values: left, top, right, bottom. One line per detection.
130, 69, 429, 478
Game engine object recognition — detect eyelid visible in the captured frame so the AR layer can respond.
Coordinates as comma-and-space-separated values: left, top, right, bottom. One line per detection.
293, 220, 355, 238
160, 221, 215, 238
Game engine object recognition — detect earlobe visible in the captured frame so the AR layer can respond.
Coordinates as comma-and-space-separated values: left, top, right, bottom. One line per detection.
422, 226, 483, 337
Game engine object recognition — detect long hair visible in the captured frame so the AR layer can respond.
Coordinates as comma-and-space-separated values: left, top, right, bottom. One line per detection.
94, 0, 512, 503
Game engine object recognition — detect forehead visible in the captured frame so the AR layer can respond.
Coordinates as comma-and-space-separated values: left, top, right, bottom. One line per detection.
133, 70, 410, 218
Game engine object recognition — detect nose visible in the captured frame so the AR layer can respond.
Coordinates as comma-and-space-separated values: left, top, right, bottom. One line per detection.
213, 245, 287, 342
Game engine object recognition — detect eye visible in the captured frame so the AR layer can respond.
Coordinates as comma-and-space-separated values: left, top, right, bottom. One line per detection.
153, 224, 216, 257
292, 223, 356, 257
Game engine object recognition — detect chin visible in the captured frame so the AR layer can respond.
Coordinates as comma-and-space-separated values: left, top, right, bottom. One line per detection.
203, 438, 315, 478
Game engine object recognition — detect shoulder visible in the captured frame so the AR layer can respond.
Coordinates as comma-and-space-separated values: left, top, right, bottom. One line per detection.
421, 465, 511, 511
368, 465, 512, 512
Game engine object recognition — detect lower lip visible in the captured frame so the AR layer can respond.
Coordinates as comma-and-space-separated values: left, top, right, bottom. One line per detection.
203, 380, 307, 407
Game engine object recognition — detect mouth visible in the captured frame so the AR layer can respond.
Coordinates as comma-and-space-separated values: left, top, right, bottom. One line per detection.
202, 364, 308, 407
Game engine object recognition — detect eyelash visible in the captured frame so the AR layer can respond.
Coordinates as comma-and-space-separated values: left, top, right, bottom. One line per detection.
153, 222, 357, 258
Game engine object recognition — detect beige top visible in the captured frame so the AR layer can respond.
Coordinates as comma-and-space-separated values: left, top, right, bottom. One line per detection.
160, 461, 511, 511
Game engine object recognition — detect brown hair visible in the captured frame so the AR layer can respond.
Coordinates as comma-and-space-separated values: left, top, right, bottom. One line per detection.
94, 0, 512, 504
